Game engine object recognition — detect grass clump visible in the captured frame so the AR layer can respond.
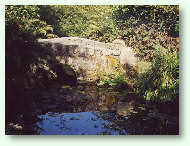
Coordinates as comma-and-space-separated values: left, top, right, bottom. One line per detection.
96, 70, 128, 89
135, 45, 179, 102
137, 61, 152, 74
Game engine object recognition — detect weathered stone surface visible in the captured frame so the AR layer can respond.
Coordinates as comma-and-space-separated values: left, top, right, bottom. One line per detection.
87, 47, 94, 55
38, 37, 138, 81
67, 57, 73, 65
111, 50, 120, 56
95, 50, 102, 56
102, 49, 112, 56
120, 47, 137, 67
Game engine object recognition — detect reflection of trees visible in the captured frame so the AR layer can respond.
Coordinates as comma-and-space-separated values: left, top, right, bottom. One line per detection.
96, 107, 179, 135
6, 85, 179, 135
87, 88, 179, 135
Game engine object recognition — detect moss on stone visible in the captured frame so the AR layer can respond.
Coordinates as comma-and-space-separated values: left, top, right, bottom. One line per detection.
106, 56, 119, 70
105, 56, 125, 74
88, 71, 97, 80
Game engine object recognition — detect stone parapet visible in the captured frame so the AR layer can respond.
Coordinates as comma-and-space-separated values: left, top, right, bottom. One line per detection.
38, 37, 137, 81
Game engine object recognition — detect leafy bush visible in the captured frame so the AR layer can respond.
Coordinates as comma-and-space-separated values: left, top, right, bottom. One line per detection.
38, 5, 119, 42
38, 5, 89, 37
122, 24, 179, 61
135, 45, 179, 102
114, 5, 179, 37
6, 5, 58, 92
6, 5, 57, 41
38, 5, 179, 62
113, 5, 179, 61
97, 70, 128, 88
137, 61, 152, 74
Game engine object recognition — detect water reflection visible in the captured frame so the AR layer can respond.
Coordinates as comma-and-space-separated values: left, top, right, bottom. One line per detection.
37, 112, 120, 135
6, 85, 179, 135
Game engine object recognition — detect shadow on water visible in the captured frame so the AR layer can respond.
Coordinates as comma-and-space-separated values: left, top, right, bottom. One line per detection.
5, 85, 179, 135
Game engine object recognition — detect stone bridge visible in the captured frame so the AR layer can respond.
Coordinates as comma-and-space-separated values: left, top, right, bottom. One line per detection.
38, 37, 137, 81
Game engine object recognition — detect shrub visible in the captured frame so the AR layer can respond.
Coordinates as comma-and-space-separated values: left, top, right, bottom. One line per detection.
38, 5, 119, 42
135, 44, 179, 102
96, 69, 128, 89
6, 5, 58, 91
113, 5, 179, 61
137, 61, 152, 74
114, 5, 179, 37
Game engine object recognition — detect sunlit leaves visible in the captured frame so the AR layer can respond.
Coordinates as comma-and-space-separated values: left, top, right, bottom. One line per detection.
6, 5, 56, 41
136, 45, 179, 102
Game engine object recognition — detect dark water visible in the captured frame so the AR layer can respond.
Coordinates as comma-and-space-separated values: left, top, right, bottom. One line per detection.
6, 85, 179, 135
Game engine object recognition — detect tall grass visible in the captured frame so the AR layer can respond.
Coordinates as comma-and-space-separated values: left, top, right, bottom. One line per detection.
135, 45, 179, 102
96, 69, 128, 89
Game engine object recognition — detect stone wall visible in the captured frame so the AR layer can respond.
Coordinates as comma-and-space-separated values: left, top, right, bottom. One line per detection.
38, 37, 137, 81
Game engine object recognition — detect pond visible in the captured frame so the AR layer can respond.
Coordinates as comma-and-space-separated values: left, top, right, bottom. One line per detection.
6, 84, 179, 135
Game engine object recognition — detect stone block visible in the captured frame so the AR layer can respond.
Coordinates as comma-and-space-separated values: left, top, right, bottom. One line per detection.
78, 47, 86, 54
69, 47, 73, 55
68, 45, 78, 57
95, 50, 102, 56
120, 47, 137, 67
102, 49, 112, 56
67, 57, 73, 65
112, 50, 120, 56
87, 47, 95, 56
60, 59, 66, 64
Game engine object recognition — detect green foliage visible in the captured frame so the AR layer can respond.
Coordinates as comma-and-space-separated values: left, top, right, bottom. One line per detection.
38, 5, 119, 42
40, 5, 89, 37
38, 5, 179, 61
138, 61, 152, 74
114, 5, 179, 60
5, 5, 58, 94
6, 5, 56, 41
135, 45, 179, 102
97, 70, 128, 89
6, 5, 179, 104
115, 5, 179, 36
